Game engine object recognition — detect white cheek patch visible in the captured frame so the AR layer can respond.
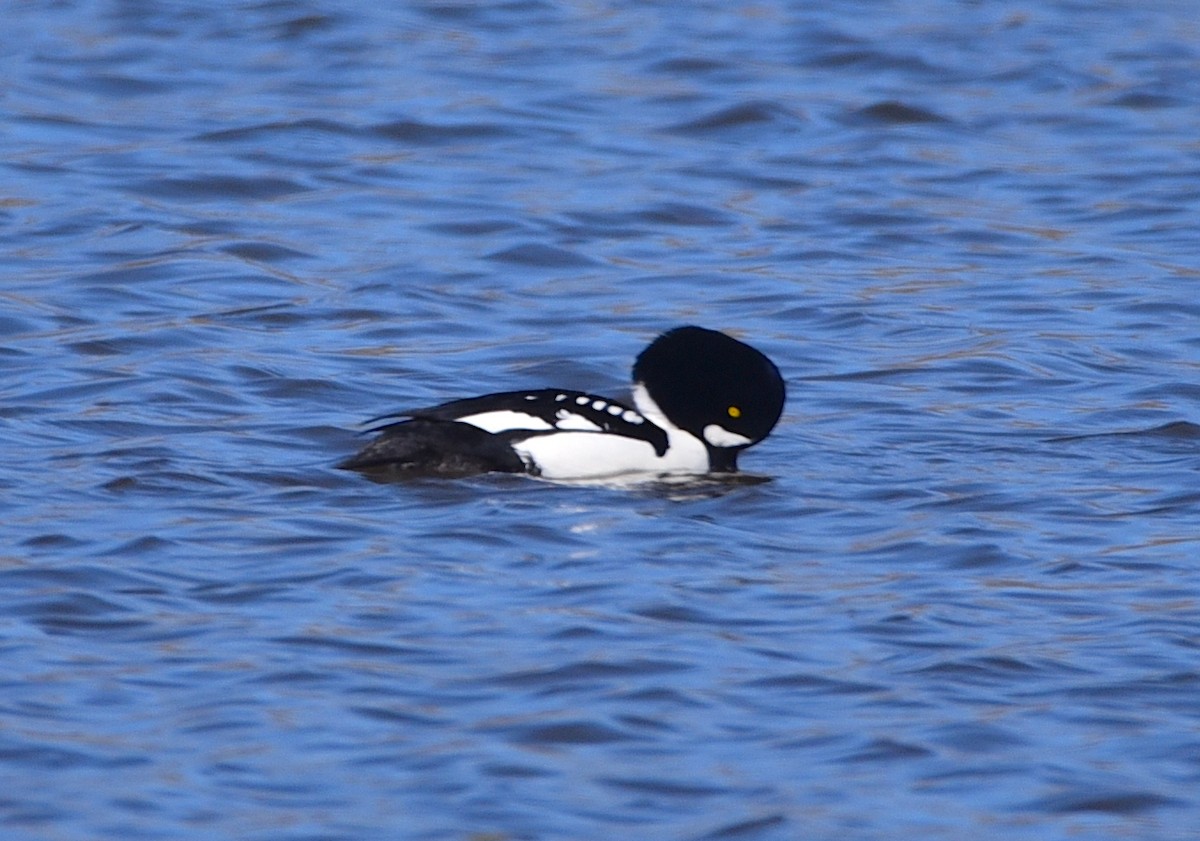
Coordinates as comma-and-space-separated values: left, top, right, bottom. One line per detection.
458, 410, 554, 433
702, 424, 753, 448
554, 409, 602, 431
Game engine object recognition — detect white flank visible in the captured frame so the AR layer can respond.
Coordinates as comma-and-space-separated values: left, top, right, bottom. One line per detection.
514, 433, 653, 479
514, 430, 707, 480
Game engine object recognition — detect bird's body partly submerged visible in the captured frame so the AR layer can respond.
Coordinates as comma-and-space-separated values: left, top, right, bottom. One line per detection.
340, 326, 785, 481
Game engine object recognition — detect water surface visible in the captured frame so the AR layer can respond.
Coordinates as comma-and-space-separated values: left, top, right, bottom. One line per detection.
3, 2, 1200, 839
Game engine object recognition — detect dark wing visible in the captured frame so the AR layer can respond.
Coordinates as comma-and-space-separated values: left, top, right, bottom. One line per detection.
366, 389, 668, 455
339, 418, 526, 474
489, 389, 668, 456
363, 389, 559, 429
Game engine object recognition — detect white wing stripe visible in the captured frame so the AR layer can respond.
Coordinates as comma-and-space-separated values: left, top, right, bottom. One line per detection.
458, 410, 554, 433
554, 410, 602, 431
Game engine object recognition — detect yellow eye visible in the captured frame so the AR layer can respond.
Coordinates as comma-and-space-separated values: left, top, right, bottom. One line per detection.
727, 406, 742, 419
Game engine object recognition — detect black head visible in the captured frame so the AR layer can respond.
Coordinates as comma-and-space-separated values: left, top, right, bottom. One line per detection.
632, 326, 785, 471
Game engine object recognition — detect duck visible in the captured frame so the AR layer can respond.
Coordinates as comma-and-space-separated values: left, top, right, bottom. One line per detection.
340, 325, 785, 481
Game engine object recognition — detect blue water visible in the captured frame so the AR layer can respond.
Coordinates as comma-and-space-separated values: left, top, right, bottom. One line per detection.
4, 2, 1200, 839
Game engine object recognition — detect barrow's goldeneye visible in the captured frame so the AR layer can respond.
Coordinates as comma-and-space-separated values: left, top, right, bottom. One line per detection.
340, 325, 785, 480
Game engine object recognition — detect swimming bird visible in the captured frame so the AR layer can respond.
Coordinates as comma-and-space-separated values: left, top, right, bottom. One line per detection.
340, 325, 785, 480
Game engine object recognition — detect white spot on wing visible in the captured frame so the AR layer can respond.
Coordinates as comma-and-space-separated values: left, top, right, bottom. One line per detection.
592, 400, 607, 410
457, 410, 553, 433
576, 396, 589, 405
607, 404, 623, 415
622, 410, 643, 424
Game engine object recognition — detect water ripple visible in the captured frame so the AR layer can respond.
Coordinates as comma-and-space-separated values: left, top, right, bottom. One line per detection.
4, 1, 1200, 839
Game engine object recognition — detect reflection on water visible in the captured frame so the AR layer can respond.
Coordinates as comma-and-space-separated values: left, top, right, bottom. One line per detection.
4, 1, 1199, 840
